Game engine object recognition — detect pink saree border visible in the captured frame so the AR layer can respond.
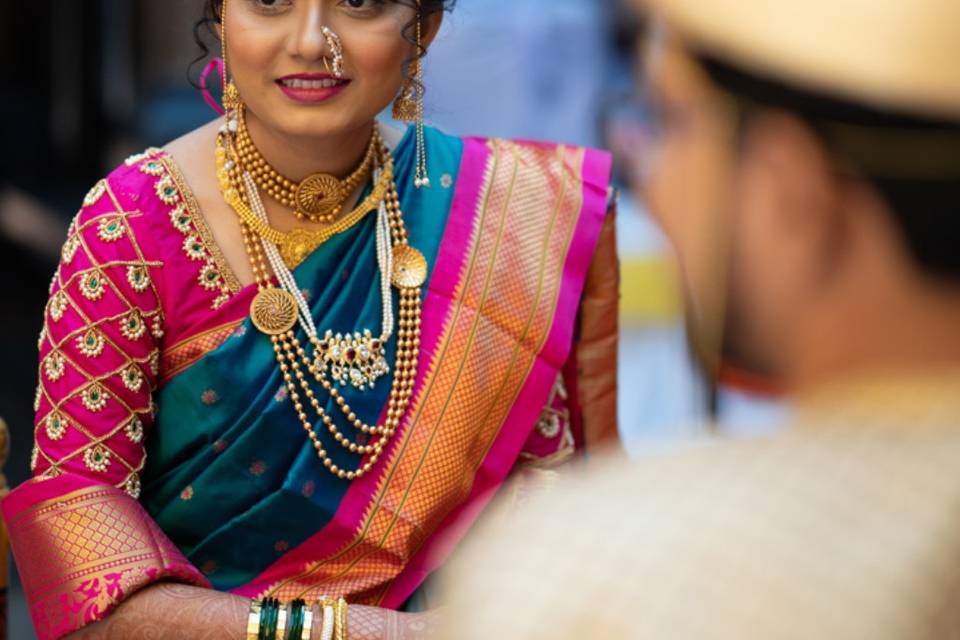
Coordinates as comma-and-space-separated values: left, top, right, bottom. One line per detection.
379, 146, 612, 606
230, 137, 493, 599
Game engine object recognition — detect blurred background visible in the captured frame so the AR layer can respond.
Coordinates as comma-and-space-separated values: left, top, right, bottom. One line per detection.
0, 1, 782, 636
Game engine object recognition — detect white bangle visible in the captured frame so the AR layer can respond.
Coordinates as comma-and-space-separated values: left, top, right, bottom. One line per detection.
320, 601, 336, 640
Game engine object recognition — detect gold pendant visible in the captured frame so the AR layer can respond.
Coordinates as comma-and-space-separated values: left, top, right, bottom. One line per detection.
296, 173, 346, 218
251, 288, 299, 335
392, 245, 427, 289
280, 228, 324, 270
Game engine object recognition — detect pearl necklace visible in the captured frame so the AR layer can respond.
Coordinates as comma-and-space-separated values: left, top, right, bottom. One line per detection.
224, 133, 427, 481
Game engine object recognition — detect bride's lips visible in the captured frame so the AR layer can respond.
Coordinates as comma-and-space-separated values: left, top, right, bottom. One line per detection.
276, 72, 350, 103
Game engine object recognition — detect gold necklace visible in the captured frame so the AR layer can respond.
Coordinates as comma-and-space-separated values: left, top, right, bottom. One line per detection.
215, 126, 391, 269
231, 144, 426, 481
234, 105, 376, 223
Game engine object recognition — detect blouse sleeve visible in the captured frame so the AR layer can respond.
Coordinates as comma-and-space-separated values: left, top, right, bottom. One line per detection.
32, 177, 162, 493
2, 173, 208, 640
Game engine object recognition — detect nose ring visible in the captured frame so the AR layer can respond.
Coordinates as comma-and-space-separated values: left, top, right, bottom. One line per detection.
321, 26, 344, 78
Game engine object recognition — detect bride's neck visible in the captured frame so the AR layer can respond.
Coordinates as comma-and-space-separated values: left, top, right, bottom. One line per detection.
243, 112, 375, 181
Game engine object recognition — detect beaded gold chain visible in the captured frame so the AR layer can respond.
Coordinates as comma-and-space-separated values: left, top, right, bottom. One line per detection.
228, 138, 425, 481
233, 105, 376, 223
216, 122, 391, 269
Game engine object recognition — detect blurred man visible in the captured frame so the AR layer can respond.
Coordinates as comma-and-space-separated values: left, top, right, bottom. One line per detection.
442, 0, 960, 637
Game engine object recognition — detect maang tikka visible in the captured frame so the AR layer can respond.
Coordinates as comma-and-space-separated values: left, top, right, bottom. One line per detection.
393, 9, 430, 189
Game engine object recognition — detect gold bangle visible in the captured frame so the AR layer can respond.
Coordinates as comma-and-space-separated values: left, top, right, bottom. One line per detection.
247, 600, 262, 640
301, 607, 315, 640
335, 598, 348, 640
276, 606, 288, 640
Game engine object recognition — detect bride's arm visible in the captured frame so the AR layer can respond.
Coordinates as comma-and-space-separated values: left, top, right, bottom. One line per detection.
68, 583, 440, 640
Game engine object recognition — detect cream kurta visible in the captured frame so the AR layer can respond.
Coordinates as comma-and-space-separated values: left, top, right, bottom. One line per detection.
443, 374, 960, 639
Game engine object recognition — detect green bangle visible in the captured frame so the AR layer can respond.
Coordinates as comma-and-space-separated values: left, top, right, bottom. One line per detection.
259, 598, 280, 640
287, 599, 306, 640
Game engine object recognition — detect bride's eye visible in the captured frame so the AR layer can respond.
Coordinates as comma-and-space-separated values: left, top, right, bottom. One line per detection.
338, 0, 387, 13
248, 0, 292, 14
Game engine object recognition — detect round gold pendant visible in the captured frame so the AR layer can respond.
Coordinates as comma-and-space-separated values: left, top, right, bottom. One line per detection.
392, 245, 428, 289
296, 173, 345, 218
251, 288, 299, 335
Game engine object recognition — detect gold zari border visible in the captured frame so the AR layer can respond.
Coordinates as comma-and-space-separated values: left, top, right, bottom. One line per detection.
261, 139, 587, 603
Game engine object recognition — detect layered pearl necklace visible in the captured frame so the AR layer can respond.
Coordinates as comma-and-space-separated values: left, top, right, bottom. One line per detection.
217, 123, 427, 481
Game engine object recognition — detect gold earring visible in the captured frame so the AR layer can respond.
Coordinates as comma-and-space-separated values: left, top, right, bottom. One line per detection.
392, 60, 419, 123
221, 0, 242, 113
393, 14, 430, 188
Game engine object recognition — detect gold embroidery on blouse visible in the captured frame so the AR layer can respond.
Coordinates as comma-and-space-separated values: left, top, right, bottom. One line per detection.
44, 412, 68, 441
83, 180, 108, 207
119, 310, 147, 341
36, 177, 163, 493
160, 154, 242, 301
77, 329, 106, 358
83, 444, 111, 472
97, 216, 125, 242
44, 351, 66, 382
124, 416, 145, 443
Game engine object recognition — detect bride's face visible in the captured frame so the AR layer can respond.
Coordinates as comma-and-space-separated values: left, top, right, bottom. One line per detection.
223, 0, 440, 139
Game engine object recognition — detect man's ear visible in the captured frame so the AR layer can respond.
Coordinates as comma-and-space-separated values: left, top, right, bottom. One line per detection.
741, 109, 849, 281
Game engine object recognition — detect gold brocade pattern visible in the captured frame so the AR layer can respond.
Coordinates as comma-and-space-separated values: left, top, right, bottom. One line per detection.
7, 484, 206, 637
159, 321, 245, 386
260, 139, 587, 603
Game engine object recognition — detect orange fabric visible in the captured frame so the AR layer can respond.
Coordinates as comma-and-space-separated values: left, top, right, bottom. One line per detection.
6, 482, 207, 638
574, 203, 620, 449
259, 140, 590, 604
159, 321, 244, 386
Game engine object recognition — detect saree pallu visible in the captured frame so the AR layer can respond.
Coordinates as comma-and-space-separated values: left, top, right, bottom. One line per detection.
3, 125, 615, 638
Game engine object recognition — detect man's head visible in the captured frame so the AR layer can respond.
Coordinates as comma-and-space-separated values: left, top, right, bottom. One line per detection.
636, 0, 960, 386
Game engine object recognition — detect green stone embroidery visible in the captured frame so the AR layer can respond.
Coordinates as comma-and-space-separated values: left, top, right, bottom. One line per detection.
82, 383, 109, 412
198, 263, 222, 291
44, 412, 68, 441
126, 265, 150, 293
97, 217, 125, 242
170, 204, 192, 233
80, 271, 106, 301
125, 416, 145, 443
83, 180, 107, 207
183, 235, 206, 261
155, 175, 180, 205
119, 310, 147, 341
140, 159, 165, 176
83, 444, 111, 472
44, 352, 66, 382
77, 329, 105, 358
121, 365, 144, 392
124, 473, 142, 499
